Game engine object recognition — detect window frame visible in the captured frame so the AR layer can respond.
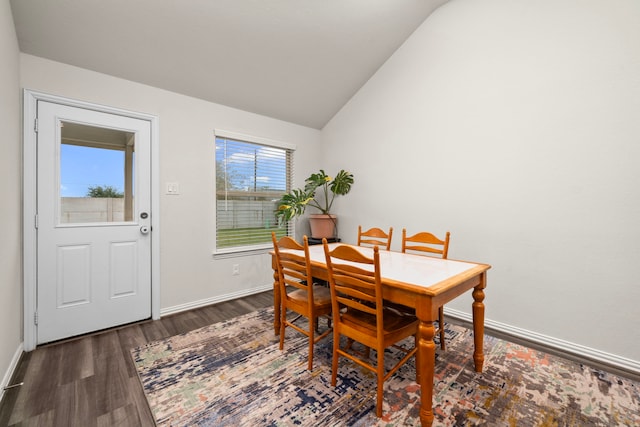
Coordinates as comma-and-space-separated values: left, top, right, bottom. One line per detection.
213, 129, 295, 257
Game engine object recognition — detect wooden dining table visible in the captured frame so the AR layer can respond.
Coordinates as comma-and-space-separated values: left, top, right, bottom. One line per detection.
271, 242, 491, 427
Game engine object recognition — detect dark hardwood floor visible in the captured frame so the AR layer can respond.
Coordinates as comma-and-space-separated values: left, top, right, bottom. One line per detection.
0, 291, 274, 427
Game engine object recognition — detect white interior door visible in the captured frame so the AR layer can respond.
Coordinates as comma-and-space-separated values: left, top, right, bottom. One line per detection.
36, 100, 152, 344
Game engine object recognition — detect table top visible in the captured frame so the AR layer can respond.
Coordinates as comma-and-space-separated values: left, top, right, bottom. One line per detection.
281, 243, 490, 296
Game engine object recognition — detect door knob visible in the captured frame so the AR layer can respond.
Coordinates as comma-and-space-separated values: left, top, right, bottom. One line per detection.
140, 226, 150, 234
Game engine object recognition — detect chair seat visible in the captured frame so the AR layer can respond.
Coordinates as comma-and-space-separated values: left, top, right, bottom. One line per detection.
342, 307, 418, 336
288, 285, 332, 306
384, 301, 446, 348
384, 301, 415, 316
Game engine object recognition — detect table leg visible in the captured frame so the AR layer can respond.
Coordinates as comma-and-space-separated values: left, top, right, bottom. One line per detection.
417, 318, 436, 427
272, 268, 281, 335
471, 273, 486, 372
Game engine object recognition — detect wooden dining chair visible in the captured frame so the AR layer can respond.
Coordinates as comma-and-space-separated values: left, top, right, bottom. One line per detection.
401, 228, 451, 350
357, 225, 393, 250
322, 240, 418, 418
271, 233, 332, 371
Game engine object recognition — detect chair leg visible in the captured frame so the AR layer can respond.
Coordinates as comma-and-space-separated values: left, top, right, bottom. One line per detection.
414, 334, 421, 381
308, 318, 315, 371
376, 351, 384, 417
438, 306, 446, 351
331, 330, 339, 387
346, 338, 355, 350
279, 310, 286, 350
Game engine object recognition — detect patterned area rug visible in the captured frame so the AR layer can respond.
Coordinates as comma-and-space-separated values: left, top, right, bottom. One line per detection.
131, 308, 639, 426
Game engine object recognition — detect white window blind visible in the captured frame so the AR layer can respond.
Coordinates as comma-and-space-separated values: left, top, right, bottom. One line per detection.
215, 132, 293, 253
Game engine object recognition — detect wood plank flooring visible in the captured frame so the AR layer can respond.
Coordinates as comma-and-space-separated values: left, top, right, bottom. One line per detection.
0, 291, 274, 427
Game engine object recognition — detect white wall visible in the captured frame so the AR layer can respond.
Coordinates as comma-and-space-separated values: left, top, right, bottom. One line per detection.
322, 0, 640, 364
20, 54, 322, 312
0, 0, 23, 394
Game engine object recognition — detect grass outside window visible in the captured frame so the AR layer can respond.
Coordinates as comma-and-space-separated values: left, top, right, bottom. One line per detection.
217, 227, 287, 248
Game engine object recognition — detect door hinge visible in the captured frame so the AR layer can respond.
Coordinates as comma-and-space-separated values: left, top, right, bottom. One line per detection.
34, 311, 38, 326
34, 118, 38, 133
34, 214, 38, 229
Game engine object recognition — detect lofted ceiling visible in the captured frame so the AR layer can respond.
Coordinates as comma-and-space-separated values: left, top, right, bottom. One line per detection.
10, 0, 448, 129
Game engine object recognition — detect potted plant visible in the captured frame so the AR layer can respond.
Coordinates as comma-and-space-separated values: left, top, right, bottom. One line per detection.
275, 169, 354, 239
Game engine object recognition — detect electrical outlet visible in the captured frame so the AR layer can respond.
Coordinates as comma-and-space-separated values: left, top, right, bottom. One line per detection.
232, 264, 240, 275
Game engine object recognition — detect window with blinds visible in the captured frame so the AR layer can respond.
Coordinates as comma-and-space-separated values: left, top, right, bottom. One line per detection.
215, 133, 293, 253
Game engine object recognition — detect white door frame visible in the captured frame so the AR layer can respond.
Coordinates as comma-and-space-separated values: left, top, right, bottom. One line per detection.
23, 89, 161, 351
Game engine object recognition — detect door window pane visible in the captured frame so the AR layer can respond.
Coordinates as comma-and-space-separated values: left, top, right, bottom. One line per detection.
59, 122, 135, 224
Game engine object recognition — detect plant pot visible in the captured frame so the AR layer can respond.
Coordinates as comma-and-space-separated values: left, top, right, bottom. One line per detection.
308, 214, 337, 239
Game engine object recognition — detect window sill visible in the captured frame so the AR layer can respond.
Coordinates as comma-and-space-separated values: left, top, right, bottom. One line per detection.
213, 245, 272, 259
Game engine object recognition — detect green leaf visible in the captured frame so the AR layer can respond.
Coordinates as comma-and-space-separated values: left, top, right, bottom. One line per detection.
330, 170, 354, 196
274, 169, 355, 222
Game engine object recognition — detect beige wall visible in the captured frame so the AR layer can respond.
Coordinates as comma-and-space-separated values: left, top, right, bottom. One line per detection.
322, 0, 640, 364
0, 0, 23, 392
20, 53, 322, 313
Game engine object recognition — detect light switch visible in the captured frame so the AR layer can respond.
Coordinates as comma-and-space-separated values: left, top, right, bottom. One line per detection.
166, 182, 180, 195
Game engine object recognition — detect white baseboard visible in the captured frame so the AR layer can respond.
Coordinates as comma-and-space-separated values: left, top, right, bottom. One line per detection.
0, 343, 24, 403
445, 307, 640, 375
160, 284, 273, 317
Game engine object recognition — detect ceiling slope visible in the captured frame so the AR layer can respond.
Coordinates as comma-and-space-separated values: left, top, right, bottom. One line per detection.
11, 0, 447, 129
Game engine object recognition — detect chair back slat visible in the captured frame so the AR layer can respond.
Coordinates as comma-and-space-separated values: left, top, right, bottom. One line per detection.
401, 229, 450, 259
357, 226, 393, 250
323, 242, 384, 334
273, 236, 314, 298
